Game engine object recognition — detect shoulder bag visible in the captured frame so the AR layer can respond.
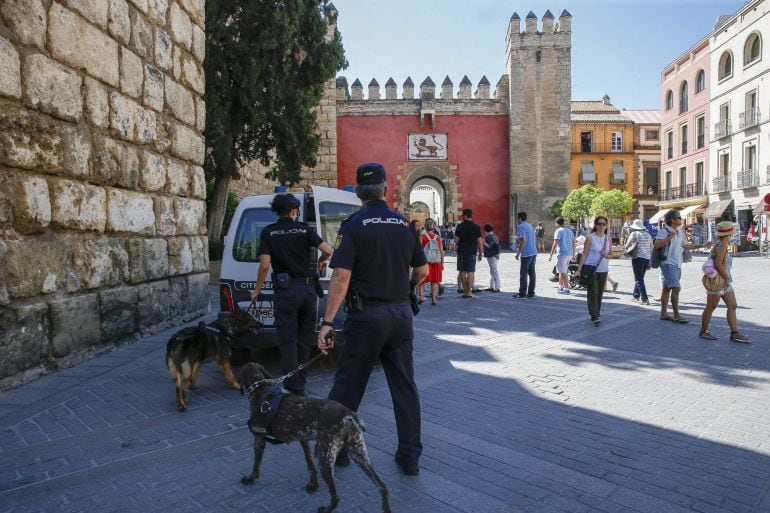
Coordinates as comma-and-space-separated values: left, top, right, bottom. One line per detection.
623, 232, 638, 258
578, 236, 607, 287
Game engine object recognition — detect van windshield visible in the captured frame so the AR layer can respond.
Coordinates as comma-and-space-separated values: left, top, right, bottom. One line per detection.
232, 208, 275, 262
319, 201, 361, 248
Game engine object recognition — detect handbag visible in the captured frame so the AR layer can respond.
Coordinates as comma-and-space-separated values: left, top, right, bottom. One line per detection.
623, 233, 638, 258
702, 274, 727, 293
578, 235, 606, 287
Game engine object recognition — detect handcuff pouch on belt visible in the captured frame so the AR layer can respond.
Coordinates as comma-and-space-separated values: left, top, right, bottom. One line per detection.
247, 384, 290, 445
272, 272, 290, 292
345, 287, 363, 313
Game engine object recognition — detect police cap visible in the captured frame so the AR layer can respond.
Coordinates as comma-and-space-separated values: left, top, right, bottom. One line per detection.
271, 193, 300, 215
356, 162, 387, 185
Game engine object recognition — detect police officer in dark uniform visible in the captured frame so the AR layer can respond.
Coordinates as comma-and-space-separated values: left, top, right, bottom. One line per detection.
252, 193, 332, 396
317, 163, 428, 475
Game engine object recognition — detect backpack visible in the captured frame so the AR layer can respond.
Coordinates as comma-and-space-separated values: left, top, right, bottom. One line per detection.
424, 234, 442, 263
650, 227, 670, 269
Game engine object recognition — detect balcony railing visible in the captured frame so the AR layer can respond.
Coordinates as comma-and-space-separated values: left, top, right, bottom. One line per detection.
714, 119, 732, 138
712, 175, 731, 193
572, 142, 631, 153
737, 169, 760, 188
658, 183, 706, 202
697, 133, 705, 149
739, 108, 761, 130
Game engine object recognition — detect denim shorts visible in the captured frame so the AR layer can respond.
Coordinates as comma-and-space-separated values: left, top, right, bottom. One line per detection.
660, 264, 681, 289
457, 253, 477, 272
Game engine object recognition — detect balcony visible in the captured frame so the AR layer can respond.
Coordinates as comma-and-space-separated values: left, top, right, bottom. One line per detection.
712, 176, 731, 193
714, 119, 732, 139
572, 142, 631, 153
737, 169, 760, 188
658, 183, 706, 202
739, 108, 761, 130
642, 183, 659, 196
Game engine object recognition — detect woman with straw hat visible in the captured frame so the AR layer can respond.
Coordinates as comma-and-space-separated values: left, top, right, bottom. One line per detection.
699, 221, 750, 343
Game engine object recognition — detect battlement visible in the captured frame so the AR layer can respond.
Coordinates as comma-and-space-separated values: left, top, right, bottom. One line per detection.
507, 9, 571, 48
337, 75, 509, 103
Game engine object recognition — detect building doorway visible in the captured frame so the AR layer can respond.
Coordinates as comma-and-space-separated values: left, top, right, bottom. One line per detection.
408, 178, 445, 225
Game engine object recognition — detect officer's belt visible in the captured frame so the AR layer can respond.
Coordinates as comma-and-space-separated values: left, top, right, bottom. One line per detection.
287, 276, 314, 285
247, 384, 289, 445
362, 296, 409, 308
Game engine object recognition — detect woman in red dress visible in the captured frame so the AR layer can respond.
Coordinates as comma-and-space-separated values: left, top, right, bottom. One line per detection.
421, 219, 444, 305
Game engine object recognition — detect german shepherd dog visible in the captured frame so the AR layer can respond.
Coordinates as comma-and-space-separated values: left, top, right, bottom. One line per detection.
239, 363, 391, 513
166, 309, 261, 411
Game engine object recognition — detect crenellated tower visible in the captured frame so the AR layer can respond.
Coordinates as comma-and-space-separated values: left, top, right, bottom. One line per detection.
507, 9, 572, 237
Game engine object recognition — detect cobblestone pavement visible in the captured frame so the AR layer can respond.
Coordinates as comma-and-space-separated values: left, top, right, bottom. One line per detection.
2, 252, 769, 513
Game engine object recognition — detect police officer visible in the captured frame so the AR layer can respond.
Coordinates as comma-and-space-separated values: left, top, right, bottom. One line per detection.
317, 162, 428, 475
252, 193, 332, 396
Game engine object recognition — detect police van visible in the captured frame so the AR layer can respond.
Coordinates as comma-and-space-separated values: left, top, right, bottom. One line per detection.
218, 185, 361, 348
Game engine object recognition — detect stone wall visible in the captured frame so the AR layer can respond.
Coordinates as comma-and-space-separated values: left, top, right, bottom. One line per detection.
0, 0, 208, 388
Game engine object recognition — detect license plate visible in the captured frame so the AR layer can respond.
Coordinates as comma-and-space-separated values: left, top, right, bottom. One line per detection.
253, 307, 274, 325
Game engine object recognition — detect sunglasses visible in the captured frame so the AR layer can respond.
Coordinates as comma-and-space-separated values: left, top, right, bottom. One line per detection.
595, 222, 606, 226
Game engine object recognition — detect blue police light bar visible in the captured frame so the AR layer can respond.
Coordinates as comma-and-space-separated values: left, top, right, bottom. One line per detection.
274, 185, 287, 193
342, 185, 355, 192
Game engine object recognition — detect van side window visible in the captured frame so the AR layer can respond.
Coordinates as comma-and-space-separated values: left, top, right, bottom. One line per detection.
319, 201, 361, 249
232, 207, 275, 262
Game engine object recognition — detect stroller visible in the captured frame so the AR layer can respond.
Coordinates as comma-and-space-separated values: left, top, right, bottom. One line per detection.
567, 259, 581, 289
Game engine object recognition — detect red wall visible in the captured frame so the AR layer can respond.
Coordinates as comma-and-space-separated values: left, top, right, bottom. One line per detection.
337, 114, 511, 244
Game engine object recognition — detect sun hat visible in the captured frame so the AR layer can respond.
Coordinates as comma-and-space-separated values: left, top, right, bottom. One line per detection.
629, 219, 645, 231
716, 220, 735, 236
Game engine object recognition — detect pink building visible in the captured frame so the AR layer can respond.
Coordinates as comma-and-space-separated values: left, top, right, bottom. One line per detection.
659, 36, 711, 225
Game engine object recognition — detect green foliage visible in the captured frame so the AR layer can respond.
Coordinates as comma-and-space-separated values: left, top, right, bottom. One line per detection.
206, 179, 239, 260
549, 199, 565, 219
561, 185, 602, 221
590, 189, 634, 218
204, 0, 347, 185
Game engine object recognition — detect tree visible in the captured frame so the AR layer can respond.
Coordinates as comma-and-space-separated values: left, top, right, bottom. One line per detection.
549, 199, 565, 219
560, 185, 602, 222
590, 189, 634, 219
204, 1, 347, 244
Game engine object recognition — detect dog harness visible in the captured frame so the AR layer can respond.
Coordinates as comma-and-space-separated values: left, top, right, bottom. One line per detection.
247, 384, 290, 444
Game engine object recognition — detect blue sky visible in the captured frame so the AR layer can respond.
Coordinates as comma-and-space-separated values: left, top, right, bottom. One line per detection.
330, 0, 747, 110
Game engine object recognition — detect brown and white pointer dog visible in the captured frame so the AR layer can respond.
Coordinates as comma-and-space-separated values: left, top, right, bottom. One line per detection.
165, 309, 260, 411
239, 363, 390, 513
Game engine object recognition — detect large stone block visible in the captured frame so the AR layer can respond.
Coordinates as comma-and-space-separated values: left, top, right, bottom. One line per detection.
129, 6, 154, 61
0, 172, 51, 234
108, 0, 131, 45
191, 23, 205, 62
195, 97, 205, 132
164, 79, 195, 125
168, 276, 188, 317
169, 2, 192, 50
187, 272, 209, 313
99, 286, 138, 342
147, 0, 168, 25
137, 279, 169, 330
143, 64, 164, 112
190, 235, 208, 272
154, 29, 173, 71
67, 0, 109, 29
121, 144, 141, 189
23, 54, 82, 122
106, 188, 155, 234
1, 0, 46, 49
110, 92, 157, 144
190, 165, 205, 199
168, 237, 192, 275
92, 135, 122, 186
127, 238, 168, 282
49, 294, 100, 358
73, 237, 129, 289
120, 47, 144, 99
48, 3, 120, 87
128, 0, 149, 14
4, 235, 68, 297
181, 55, 204, 95
174, 197, 205, 235
61, 126, 92, 179
177, 0, 204, 27
50, 178, 106, 232
166, 158, 189, 196
139, 150, 166, 191
154, 195, 176, 236
170, 123, 204, 164
0, 36, 21, 100
84, 77, 110, 129
0, 102, 63, 172
0, 303, 49, 380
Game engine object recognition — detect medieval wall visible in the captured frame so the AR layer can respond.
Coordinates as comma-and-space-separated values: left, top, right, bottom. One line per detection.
0, 0, 208, 387
507, 11, 572, 238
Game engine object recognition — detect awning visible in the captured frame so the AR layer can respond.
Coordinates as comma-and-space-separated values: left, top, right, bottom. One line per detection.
753, 198, 768, 215
611, 161, 625, 182
704, 199, 733, 218
679, 204, 704, 217
649, 208, 671, 223
581, 162, 595, 183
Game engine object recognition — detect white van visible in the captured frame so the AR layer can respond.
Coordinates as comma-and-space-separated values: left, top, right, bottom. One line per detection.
218, 185, 361, 348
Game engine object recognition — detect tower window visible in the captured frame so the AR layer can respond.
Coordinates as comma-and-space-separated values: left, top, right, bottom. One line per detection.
536, 50, 541, 62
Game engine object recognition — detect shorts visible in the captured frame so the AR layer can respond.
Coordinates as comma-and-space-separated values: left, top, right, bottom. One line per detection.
556, 255, 571, 274
660, 264, 681, 289
457, 253, 477, 273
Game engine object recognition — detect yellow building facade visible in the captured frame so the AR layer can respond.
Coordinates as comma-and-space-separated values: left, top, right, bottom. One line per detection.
570, 98, 635, 196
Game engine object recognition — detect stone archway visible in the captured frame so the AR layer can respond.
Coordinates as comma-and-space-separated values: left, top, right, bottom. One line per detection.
395, 163, 460, 225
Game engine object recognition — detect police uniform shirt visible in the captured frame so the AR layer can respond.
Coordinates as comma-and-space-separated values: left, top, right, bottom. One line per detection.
259, 218, 323, 277
330, 199, 427, 301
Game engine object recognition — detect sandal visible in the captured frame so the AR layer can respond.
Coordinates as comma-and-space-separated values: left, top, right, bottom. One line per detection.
672, 317, 689, 324
730, 332, 750, 344
660, 316, 673, 321
699, 330, 717, 341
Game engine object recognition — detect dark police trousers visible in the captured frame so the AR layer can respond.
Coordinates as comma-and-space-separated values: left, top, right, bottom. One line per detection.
328, 302, 422, 465
274, 283, 317, 395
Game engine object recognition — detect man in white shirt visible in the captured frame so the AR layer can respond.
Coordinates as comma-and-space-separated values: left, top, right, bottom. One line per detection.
548, 216, 574, 294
